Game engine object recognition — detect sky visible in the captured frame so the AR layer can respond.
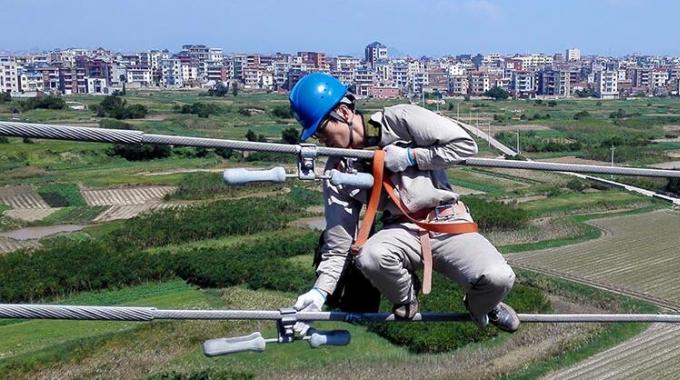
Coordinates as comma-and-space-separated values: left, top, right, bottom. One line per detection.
1, 0, 679, 57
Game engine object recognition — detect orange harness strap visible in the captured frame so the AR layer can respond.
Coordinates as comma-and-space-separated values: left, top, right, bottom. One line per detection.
351, 150, 479, 295
351, 150, 385, 254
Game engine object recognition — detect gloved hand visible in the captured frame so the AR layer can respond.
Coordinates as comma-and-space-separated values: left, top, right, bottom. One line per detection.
383, 145, 416, 172
293, 287, 327, 336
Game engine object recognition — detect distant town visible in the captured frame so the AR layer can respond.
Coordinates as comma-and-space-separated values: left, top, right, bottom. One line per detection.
1, 42, 679, 100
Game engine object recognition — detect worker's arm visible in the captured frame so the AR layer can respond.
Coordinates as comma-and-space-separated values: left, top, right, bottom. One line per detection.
313, 163, 363, 295
384, 105, 478, 170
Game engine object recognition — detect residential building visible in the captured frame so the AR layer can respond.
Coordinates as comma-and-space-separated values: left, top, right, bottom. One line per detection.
159, 59, 182, 87
365, 41, 388, 67
594, 70, 618, 99
566, 48, 581, 62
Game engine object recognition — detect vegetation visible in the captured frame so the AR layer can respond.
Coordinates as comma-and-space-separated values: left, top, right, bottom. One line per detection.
96, 94, 148, 119
366, 273, 549, 353
19, 95, 66, 111
483, 86, 510, 100
175, 102, 220, 118
37, 183, 87, 207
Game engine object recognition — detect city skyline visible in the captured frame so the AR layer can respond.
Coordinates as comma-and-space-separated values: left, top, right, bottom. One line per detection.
2, 0, 680, 57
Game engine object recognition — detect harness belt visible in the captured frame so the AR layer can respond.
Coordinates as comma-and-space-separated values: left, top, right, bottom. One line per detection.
351, 150, 478, 295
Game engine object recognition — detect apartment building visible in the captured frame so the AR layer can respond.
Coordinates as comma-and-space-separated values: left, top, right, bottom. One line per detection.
365, 41, 388, 67
0, 57, 19, 93
159, 59, 182, 87
566, 48, 581, 62
594, 70, 618, 99
511, 71, 535, 98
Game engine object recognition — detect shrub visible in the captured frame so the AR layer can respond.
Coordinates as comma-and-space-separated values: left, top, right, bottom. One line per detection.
271, 105, 293, 119
366, 273, 550, 353
0, 137, 8, 144
96, 95, 148, 119
37, 183, 87, 207
108, 144, 172, 161
281, 127, 299, 144
178, 102, 219, 118
566, 178, 590, 192
170, 172, 285, 200
573, 110, 591, 120
19, 95, 66, 111
108, 195, 305, 250
547, 100, 557, 107
0, 92, 10, 103
465, 197, 529, 230
99, 118, 133, 130
483, 86, 509, 100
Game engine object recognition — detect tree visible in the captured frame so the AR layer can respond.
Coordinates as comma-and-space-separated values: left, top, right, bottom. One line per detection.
208, 81, 228, 97
573, 110, 591, 120
245, 129, 257, 142
231, 82, 239, 97
0, 92, 10, 103
483, 86, 509, 100
281, 127, 299, 144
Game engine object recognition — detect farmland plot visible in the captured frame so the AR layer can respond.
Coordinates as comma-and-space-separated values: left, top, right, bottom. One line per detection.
508, 209, 680, 307
545, 323, 680, 380
0, 186, 50, 209
93, 202, 182, 222
0, 237, 38, 253
81, 186, 176, 206
3, 208, 60, 222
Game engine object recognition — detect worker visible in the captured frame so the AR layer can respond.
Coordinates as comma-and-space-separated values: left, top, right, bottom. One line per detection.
289, 72, 519, 335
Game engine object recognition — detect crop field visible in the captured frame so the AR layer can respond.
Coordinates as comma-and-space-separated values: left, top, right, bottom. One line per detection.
508, 209, 680, 308
0, 185, 49, 209
546, 323, 680, 380
92, 202, 182, 222
81, 186, 177, 206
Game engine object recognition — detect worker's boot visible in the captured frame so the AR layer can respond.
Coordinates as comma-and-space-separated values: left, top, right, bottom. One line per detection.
488, 302, 520, 333
392, 286, 418, 319
464, 297, 520, 333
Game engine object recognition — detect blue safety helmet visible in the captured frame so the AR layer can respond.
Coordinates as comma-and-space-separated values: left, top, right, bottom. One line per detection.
289, 72, 348, 142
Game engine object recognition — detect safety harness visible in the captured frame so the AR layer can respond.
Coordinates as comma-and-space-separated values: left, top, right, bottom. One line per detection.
351, 150, 479, 294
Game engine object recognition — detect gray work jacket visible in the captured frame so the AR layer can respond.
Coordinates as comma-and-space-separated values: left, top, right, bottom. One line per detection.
314, 104, 478, 294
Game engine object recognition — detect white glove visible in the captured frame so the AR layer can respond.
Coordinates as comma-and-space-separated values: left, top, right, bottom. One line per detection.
293, 288, 327, 336
383, 145, 416, 172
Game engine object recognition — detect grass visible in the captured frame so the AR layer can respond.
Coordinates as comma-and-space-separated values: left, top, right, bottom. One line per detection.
37, 183, 87, 207
0, 279, 212, 374
32, 206, 106, 226
519, 189, 652, 217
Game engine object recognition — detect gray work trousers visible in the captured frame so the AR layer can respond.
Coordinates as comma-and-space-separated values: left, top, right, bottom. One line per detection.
353, 223, 515, 319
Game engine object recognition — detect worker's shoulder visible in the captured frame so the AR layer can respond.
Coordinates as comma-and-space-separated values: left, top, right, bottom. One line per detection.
382, 103, 435, 119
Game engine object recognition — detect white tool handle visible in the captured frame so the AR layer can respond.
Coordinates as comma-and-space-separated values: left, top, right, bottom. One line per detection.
328, 170, 374, 189
223, 167, 287, 186
202, 332, 266, 356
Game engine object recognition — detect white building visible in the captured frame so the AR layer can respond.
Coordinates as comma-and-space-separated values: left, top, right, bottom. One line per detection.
126, 67, 152, 86
566, 48, 581, 62
651, 69, 669, 88
0, 57, 19, 93
594, 70, 618, 99
208, 48, 224, 62
86, 77, 109, 94
181, 64, 198, 83
19, 69, 44, 93
514, 54, 553, 70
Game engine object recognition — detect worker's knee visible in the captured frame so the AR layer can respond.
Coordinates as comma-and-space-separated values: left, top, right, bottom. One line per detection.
478, 265, 515, 294
355, 244, 400, 275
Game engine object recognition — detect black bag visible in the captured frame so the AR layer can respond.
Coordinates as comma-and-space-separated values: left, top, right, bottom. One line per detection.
313, 232, 381, 313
